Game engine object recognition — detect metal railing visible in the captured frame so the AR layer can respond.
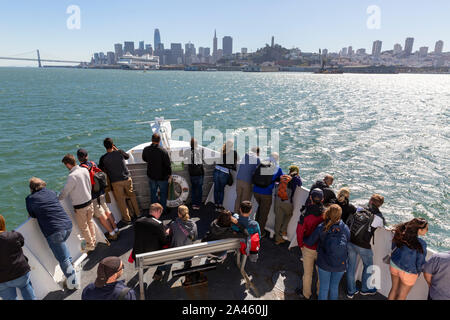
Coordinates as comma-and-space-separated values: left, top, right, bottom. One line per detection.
135, 238, 259, 300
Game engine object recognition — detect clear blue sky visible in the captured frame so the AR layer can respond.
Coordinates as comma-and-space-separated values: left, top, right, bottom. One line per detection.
1, 0, 449, 66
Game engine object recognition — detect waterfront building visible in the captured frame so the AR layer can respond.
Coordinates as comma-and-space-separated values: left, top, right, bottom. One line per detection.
223, 36, 233, 57
106, 52, 115, 65
185, 42, 196, 57
435, 40, 444, 55
93, 53, 100, 65
154, 29, 161, 51
404, 37, 414, 56
170, 43, 184, 65
124, 41, 135, 55
117, 53, 160, 69
372, 40, 382, 57
114, 43, 123, 62
99, 52, 106, 64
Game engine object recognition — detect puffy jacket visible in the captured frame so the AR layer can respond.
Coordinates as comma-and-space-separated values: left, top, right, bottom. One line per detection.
169, 218, 198, 247
202, 220, 245, 242
0, 231, 31, 283
391, 238, 427, 275
297, 204, 325, 250
305, 180, 337, 206
309, 220, 350, 272
142, 144, 172, 181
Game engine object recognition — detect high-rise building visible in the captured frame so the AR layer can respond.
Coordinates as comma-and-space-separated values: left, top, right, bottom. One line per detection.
372, 40, 383, 57
114, 43, 123, 61
404, 37, 414, 56
185, 42, 196, 57
348, 46, 353, 57
107, 52, 115, 65
223, 36, 233, 56
241, 48, 248, 54
145, 44, 153, 55
124, 41, 135, 55
356, 48, 366, 55
213, 30, 218, 61
393, 43, 403, 55
271, 36, 275, 47
139, 41, 145, 51
154, 29, 161, 51
419, 47, 429, 58
322, 49, 328, 56
169, 43, 184, 64
435, 40, 444, 55
341, 47, 348, 56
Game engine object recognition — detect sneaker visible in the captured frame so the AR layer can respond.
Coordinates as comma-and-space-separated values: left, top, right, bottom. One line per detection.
295, 288, 310, 300
347, 291, 359, 299
275, 238, 286, 245
360, 289, 377, 296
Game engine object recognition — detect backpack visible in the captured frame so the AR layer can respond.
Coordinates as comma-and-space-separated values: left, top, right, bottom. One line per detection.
346, 206, 375, 246
323, 224, 348, 269
277, 175, 293, 201
80, 161, 108, 194
252, 161, 275, 188
240, 232, 260, 263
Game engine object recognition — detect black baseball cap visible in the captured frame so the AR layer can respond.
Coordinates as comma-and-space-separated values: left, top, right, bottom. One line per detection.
94, 256, 123, 288
77, 148, 88, 160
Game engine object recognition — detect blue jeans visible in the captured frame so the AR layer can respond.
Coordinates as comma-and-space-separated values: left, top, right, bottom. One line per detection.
190, 175, 204, 206
149, 179, 169, 212
46, 229, 77, 284
318, 267, 344, 300
0, 272, 36, 300
346, 242, 375, 294
213, 169, 229, 205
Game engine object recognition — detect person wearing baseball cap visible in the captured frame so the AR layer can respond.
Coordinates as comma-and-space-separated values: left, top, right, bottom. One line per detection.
295, 188, 325, 300
82, 257, 136, 300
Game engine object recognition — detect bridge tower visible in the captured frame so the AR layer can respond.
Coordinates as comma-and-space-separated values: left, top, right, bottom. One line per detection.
36, 50, 42, 68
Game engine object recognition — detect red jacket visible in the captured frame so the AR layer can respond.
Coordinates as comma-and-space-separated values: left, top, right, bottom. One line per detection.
296, 214, 324, 250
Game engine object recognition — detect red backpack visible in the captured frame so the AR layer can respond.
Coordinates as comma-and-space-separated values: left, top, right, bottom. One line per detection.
80, 161, 107, 193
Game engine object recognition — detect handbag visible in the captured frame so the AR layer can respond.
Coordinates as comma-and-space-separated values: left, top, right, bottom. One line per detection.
227, 169, 234, 186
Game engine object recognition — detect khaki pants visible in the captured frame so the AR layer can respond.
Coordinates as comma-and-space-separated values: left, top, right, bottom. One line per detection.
254, 193, 273, 232
301, 247, 320, 299
274, 198, 293, 241
74, 203, 96, 250
92, 194, 109, 218
111, 177, 140, 222
234, 180, 253, 213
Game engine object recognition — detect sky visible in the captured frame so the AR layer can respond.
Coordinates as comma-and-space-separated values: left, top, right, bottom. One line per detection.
1, 0, 449, 66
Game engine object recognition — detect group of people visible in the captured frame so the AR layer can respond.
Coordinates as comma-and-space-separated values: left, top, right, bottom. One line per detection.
1, 133, 449, 301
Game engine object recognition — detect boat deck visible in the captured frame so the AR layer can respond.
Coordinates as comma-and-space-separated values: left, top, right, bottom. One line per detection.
47, 203, 386, 301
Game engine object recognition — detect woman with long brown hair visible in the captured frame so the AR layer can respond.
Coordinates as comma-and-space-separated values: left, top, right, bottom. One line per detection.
308, 204, 350, 300
388, 218, 428, 300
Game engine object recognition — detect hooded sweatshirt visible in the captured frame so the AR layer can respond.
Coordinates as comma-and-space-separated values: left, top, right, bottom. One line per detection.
169, 217, 198, 247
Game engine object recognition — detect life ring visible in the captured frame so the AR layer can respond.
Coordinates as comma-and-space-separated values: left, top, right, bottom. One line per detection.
166, 174, 190, 208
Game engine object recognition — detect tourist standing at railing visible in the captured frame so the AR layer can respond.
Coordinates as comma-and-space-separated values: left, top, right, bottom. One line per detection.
26, 177, 79, 290
253, 153, 283, 238
345, 194, 386, 298
82, 256, 136, 300
59, 154, 97, 254
99, 138, 141, 224
388, 218, 428, 300
234, 147, 260, 213
142, 133, 172, 214
0, 215, 37, 300
308, 205, 350, 300
77, 148, 119, 241
423, 250, 450, 300
295, 188, 325, 300
335, 187, 356, 225
273, 165, 302, 245
183, 138, 204, 211
213, 140, 238, 211
302, 175, 337, 210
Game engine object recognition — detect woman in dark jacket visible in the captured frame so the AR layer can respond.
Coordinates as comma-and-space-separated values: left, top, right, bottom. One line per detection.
0, 215, 36, 300
336, 187, 356, 224
213, 140, 238, 211
203, 210, 245, 242
388, 218, 428, 300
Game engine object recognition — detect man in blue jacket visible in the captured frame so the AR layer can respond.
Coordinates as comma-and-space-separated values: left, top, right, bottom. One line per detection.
253, 153, 283, 238
26, 177, 79, 290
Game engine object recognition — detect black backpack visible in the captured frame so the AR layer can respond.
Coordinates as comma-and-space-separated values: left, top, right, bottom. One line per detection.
347, 206, 374, 246
252, 161, 274, 188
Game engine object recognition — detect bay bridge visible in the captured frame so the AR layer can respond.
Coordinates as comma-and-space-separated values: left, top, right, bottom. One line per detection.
0, 50, 86, 67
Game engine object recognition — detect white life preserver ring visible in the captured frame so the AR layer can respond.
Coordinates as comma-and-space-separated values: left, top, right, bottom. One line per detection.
166, 174, 190, 208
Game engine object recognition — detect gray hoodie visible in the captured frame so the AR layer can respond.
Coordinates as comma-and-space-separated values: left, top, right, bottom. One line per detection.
169, 217, 198, 247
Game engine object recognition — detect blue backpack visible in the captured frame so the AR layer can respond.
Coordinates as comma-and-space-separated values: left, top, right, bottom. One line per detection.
323, 224, 348, 269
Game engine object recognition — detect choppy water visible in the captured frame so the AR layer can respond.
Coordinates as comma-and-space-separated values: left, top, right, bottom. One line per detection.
0, 68, 448, 251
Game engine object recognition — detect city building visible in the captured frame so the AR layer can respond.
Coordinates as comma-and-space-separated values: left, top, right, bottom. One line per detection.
106, 52, 115, 65
117, 53, 160, 69
169, 43, 184, 65
139, 41, 145, 51
372, 40, 383, 57
213, 30, 218, 62
341, 47, 348, 56
419, 46, 429, 58
348, 46, 354, 57
241, 48, 248, 54
322, 49, 328, 56
124, 41, 135, 55
154, 29, 161, 51
223, 36, 233, 56
435, 40, 444, 55
145, 44, 153, 55
356, 48, 366, 55
404, 37, 414, 56
271, 36, 275, 47
114, 43, 123, 62
394, 43, 403, 55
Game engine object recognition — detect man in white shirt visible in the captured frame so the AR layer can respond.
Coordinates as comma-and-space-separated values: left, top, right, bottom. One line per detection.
59, 154, 96, 252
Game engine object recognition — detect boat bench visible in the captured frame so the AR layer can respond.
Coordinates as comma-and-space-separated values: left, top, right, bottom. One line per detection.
135, 238, 258, 299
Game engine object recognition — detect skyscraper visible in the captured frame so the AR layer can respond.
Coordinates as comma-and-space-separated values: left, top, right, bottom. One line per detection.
124, 41, 135, 55
372, 40, 382, 57
223, 36, 233, 56
139, 41, 145, 51
404, 37, 414, 56
348, 46, 353, 56
114, 43, 123, 61
271, 36, 275, 47
419, 47, 428, 58
185, 42, 196, 57
393, 43, 403, 55
213, 30, 218, 61
154, 29, 161, 51
170, 43, 183, 64
435, 40, 444, 55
